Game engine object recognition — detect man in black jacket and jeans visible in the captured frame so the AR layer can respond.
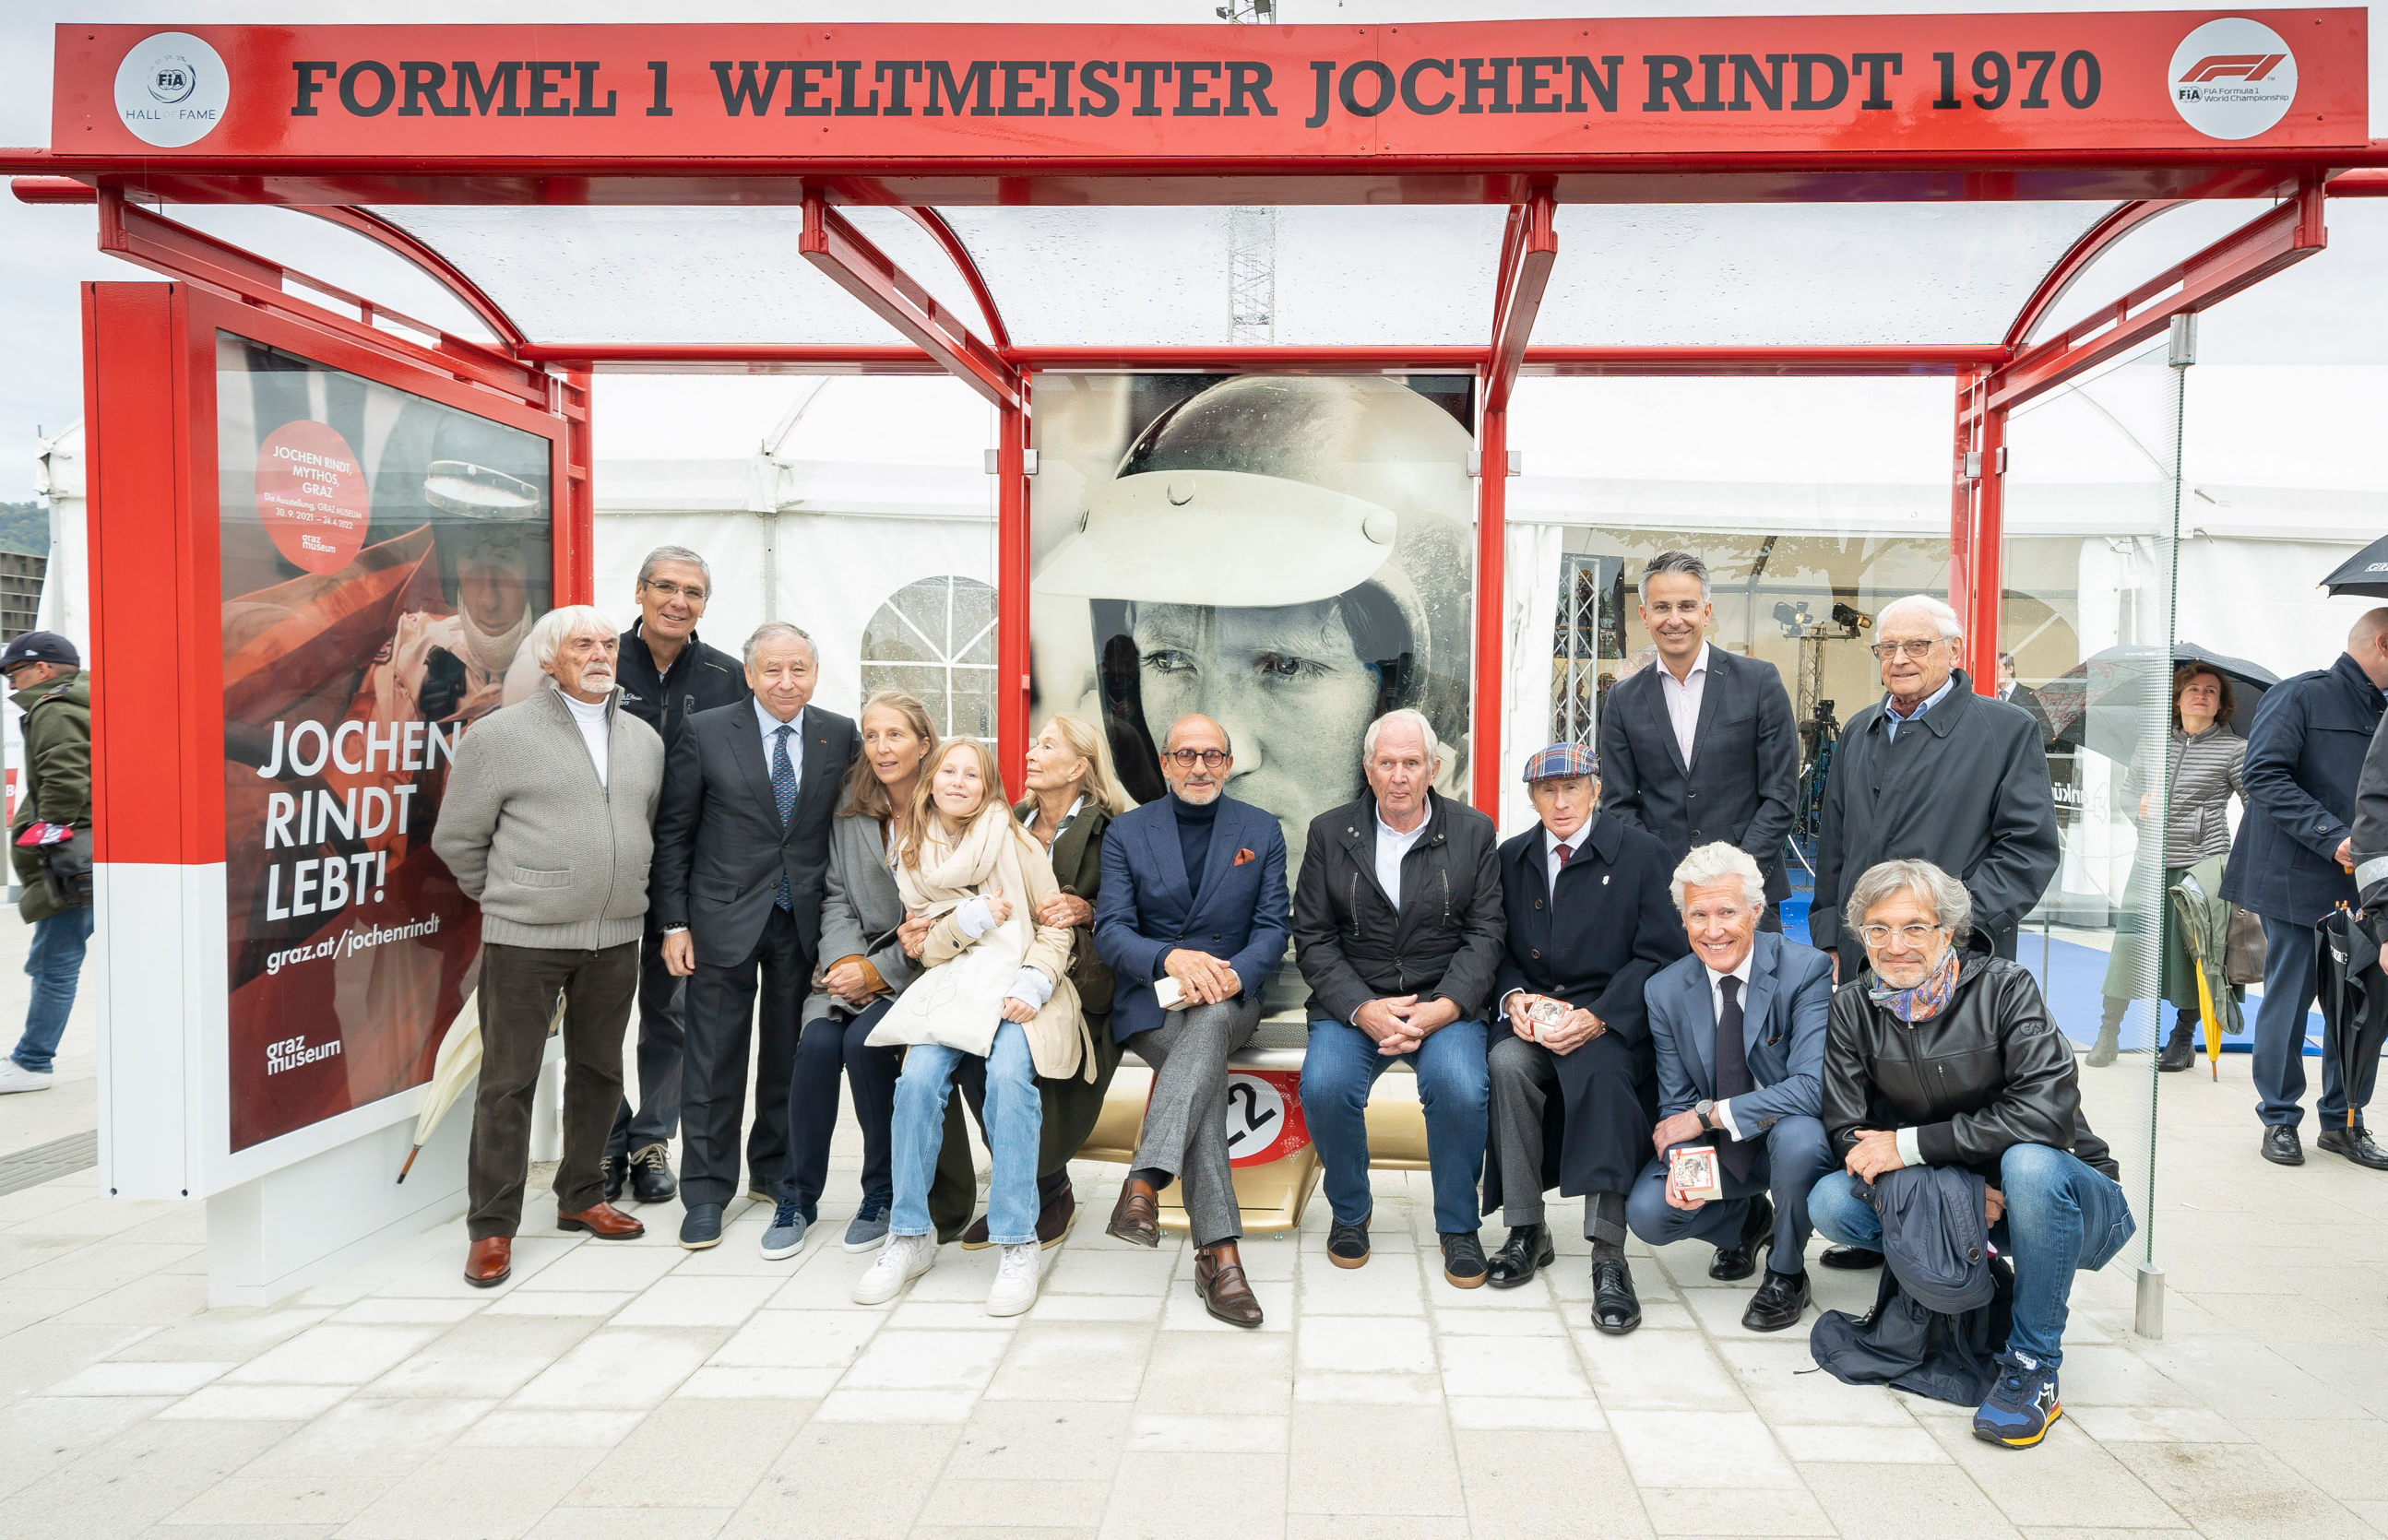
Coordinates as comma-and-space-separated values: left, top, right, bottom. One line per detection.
603, 547, 751, 1204
1295, 709, 1506, 1288
1814, 859, 2133, 1451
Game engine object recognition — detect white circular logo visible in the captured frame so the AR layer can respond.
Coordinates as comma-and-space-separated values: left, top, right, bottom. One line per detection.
1222, 1072, 1288, 1165
2168, 18, 2299, 141
113, 32, 229, 148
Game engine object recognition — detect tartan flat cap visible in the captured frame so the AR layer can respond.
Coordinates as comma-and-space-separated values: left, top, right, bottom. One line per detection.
1521, 742, 1599, 782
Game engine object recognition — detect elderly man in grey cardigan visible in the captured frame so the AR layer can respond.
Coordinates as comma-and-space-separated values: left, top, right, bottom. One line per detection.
433, 605, 667, 1287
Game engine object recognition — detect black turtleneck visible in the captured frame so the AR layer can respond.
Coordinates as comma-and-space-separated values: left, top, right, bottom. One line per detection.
1171, 791, 1219, 891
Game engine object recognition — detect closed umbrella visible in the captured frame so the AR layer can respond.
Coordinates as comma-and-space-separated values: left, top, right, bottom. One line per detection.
2320, 536, 2388, 598
2312, 907, 2388, 1131
2169, 863, 2241, 1079
2042, 642, 2277, 764
395, 989, 562, 1181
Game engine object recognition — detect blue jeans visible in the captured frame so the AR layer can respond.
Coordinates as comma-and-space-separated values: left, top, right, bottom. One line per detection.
1809, 1143, 2135, 1368
888, 1022, 1041, 1246
1300, 1016, 1489, 1236
12, 907, 93, 1073
2251, 915, 2350, 1128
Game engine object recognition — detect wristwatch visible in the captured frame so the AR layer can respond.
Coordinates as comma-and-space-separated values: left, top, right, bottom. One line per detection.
1693, 1098, 1717, 1131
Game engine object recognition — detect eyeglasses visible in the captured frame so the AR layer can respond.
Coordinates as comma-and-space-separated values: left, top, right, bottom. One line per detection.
1167, 749, 1230, 769
1869, 639, 1942, 660
645, 579, 709, 603
1857, 922, 1951, 947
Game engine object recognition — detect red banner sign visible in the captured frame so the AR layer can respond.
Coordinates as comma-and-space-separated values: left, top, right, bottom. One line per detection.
54, 13, 2367, 162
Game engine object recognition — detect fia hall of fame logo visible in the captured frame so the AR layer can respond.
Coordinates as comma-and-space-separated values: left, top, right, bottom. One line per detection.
113, 32, 230, 148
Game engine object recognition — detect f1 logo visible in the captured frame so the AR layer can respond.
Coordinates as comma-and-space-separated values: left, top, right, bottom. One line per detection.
2177, 53, 2289, 84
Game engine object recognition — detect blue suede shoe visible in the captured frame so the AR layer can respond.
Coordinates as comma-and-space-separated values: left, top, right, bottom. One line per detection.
1973, 1350, 2061, 1449
844, 1195, 891, 1253
759, 1199, 809, 1262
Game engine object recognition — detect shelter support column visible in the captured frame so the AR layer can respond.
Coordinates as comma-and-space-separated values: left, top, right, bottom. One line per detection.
558, 368, 593, 607
1953, 370, 2006, 693
996, 390, 1032, 787
1472, 406, 1508, 818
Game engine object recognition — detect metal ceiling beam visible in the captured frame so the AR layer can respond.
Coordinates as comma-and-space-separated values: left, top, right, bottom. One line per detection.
1486, 189, 1558, 413
798, 188, 1022, 409
2002, 198, 2183, 353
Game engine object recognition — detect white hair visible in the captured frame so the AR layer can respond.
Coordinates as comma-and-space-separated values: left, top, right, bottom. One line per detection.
1363, 707, 1443, 768
529, 605, 618, 672
1877, 594, 1962, 640
1670, 843, 1765, 913
1845, 859, 1974, 946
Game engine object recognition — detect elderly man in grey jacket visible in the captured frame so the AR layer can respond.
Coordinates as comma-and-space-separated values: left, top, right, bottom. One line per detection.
434, 605, 667, 1287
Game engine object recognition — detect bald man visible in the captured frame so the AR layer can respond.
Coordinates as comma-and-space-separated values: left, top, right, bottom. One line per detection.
1092, 715, 1291, 1326
2224, 608, 2388, 1171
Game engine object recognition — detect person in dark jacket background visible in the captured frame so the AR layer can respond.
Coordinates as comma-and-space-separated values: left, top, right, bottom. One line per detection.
1813, 859, 2133, 1451
602, 547, 752, 1203
1598, 551, 1800, 927
0, 632, 89, 1096
1295, 709, 1506, 1288
1810, 595, 2058, 965
1483, 743, 1687, 1335
2223, 610, 2388, 1170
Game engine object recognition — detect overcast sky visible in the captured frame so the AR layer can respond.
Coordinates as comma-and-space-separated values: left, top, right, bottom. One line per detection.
4, 1, 2384, 499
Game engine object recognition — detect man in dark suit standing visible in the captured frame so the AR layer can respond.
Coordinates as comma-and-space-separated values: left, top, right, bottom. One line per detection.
603, 547, 751, 1207
1483, 744, 1687, 1335
653, 622, 859, 1248
1599, 551, 1799, 929
2225, 609, 2388, 1170
1627, 843, 1836, 1333
1094, 714, 1289, 1327
1996, 652, 2056, 748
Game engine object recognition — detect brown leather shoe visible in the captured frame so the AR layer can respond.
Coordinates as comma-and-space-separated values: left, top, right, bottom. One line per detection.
556, 1202, 647, 1240
1106, 1177, 1160, 1248
464, 1236, 513, 1288
1194, 1244, 1264, 1328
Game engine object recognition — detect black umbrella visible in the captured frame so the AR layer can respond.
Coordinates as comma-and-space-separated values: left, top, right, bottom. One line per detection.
2041, 642, 2278, 763
2321, 535, 2388, 598
2313, 907, 2388, 1130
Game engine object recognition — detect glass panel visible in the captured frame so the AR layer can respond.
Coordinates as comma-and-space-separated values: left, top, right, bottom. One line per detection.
166, 204, 501, 342
1537, 202, 2121, 348
2021, 200, 2270, 347
2002, 340, 2182, 1292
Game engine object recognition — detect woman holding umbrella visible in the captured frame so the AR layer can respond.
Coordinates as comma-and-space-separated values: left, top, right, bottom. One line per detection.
2089, 664, 2247, 1069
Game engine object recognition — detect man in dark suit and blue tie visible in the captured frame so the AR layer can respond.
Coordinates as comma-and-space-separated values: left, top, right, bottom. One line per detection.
1627, 842, 1836, 1332
1598, 551, 1800, 929
652, 622, 859, 1249
1094, 714, 1289, 1327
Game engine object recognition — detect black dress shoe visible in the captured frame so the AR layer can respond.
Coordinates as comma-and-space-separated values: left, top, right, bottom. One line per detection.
1325, 1217, 1371, 1269
2156, 1021, 2198, 1073
627, 1144, 677, 1203
1709, 1195, 1776, 1282
1487, 1224, 1552, 1288
1441, 1231, 1490, 1289
2261, 1125, 2305, 1167
1741, 1268, 1811, 1333
2317, 1125, 2388, 1169
1590, 1253, 1642, 1335
601, 1155, 624, 1204
678, 1202, 724, 1250
1819, 1244, 1883, 1270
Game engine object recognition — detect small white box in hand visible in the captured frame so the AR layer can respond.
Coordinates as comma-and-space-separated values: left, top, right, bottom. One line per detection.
1524, 996, 1568, 1044
1669, 1144, 1723, 1202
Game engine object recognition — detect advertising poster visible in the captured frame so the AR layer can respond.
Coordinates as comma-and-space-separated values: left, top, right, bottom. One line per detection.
217, 333, 552, 1151
1028, 373, 1476, 885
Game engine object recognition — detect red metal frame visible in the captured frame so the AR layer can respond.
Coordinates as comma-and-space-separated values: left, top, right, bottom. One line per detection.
799, 189, 1022, 410
994, 390, 1033, 786
2001, 198, 2184, 352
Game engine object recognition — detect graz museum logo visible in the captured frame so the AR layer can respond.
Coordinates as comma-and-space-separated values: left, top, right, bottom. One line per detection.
113, 31, 229, 147
2168, 17, 2298, 140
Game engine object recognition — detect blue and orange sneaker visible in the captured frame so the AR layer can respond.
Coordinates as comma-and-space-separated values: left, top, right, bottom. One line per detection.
1973, 1350, 2061, 1448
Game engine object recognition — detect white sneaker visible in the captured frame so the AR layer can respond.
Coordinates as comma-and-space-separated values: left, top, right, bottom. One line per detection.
987, 1242, 1041, 1317
0, 1060, 52, 1095
853, 1232, 936, 1306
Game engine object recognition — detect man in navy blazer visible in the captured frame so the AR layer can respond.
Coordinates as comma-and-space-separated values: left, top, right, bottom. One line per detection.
2223, 609, 2388, 1170
1093, 714, 1290, 1326
1626, 843, 1836, 1332
1598, 551, 1800, 926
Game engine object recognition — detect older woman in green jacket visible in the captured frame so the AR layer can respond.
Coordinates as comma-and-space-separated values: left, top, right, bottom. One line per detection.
930, 714, 1134, 1245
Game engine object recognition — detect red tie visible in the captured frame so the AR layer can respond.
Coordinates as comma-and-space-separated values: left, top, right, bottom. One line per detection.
1555, 842, 1574, 870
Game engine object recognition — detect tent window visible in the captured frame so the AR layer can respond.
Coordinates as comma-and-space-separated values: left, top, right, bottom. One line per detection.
861, 575, 998, 744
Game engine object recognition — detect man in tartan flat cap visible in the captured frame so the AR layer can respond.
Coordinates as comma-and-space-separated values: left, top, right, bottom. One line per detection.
1482, 741, 1686, 1335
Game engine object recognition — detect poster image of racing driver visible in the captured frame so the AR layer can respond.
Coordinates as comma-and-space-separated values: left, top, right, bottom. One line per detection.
217, 334, 552, 1152
1032, 373, 1475, 886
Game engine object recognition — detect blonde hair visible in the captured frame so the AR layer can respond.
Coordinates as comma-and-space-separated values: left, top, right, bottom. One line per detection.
1040, 713, 1134, 817
895, 738, 1038, 871
839, 690, 939, 822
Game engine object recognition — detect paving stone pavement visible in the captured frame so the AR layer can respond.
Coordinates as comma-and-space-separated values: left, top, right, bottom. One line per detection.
2, 902, 2385, 1539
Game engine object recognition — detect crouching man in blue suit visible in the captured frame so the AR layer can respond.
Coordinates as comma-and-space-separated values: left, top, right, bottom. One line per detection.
1627, 842, 1836, 1333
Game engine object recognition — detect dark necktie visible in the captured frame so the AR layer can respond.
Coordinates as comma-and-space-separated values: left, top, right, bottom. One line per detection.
770, 723, 798, 911
1555, 841, 1573, 871
1715, 975, 1756, 1180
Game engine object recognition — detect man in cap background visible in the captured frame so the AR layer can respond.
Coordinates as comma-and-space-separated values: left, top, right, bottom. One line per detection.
0, 632, 90, 1096
1483, 743, 1686, 1335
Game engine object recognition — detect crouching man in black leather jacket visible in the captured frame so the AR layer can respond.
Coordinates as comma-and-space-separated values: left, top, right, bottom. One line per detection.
1813, 858, 2135, 1453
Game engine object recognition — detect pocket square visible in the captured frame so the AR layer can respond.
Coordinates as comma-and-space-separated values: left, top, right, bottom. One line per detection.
1233, 847, 1257, 867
